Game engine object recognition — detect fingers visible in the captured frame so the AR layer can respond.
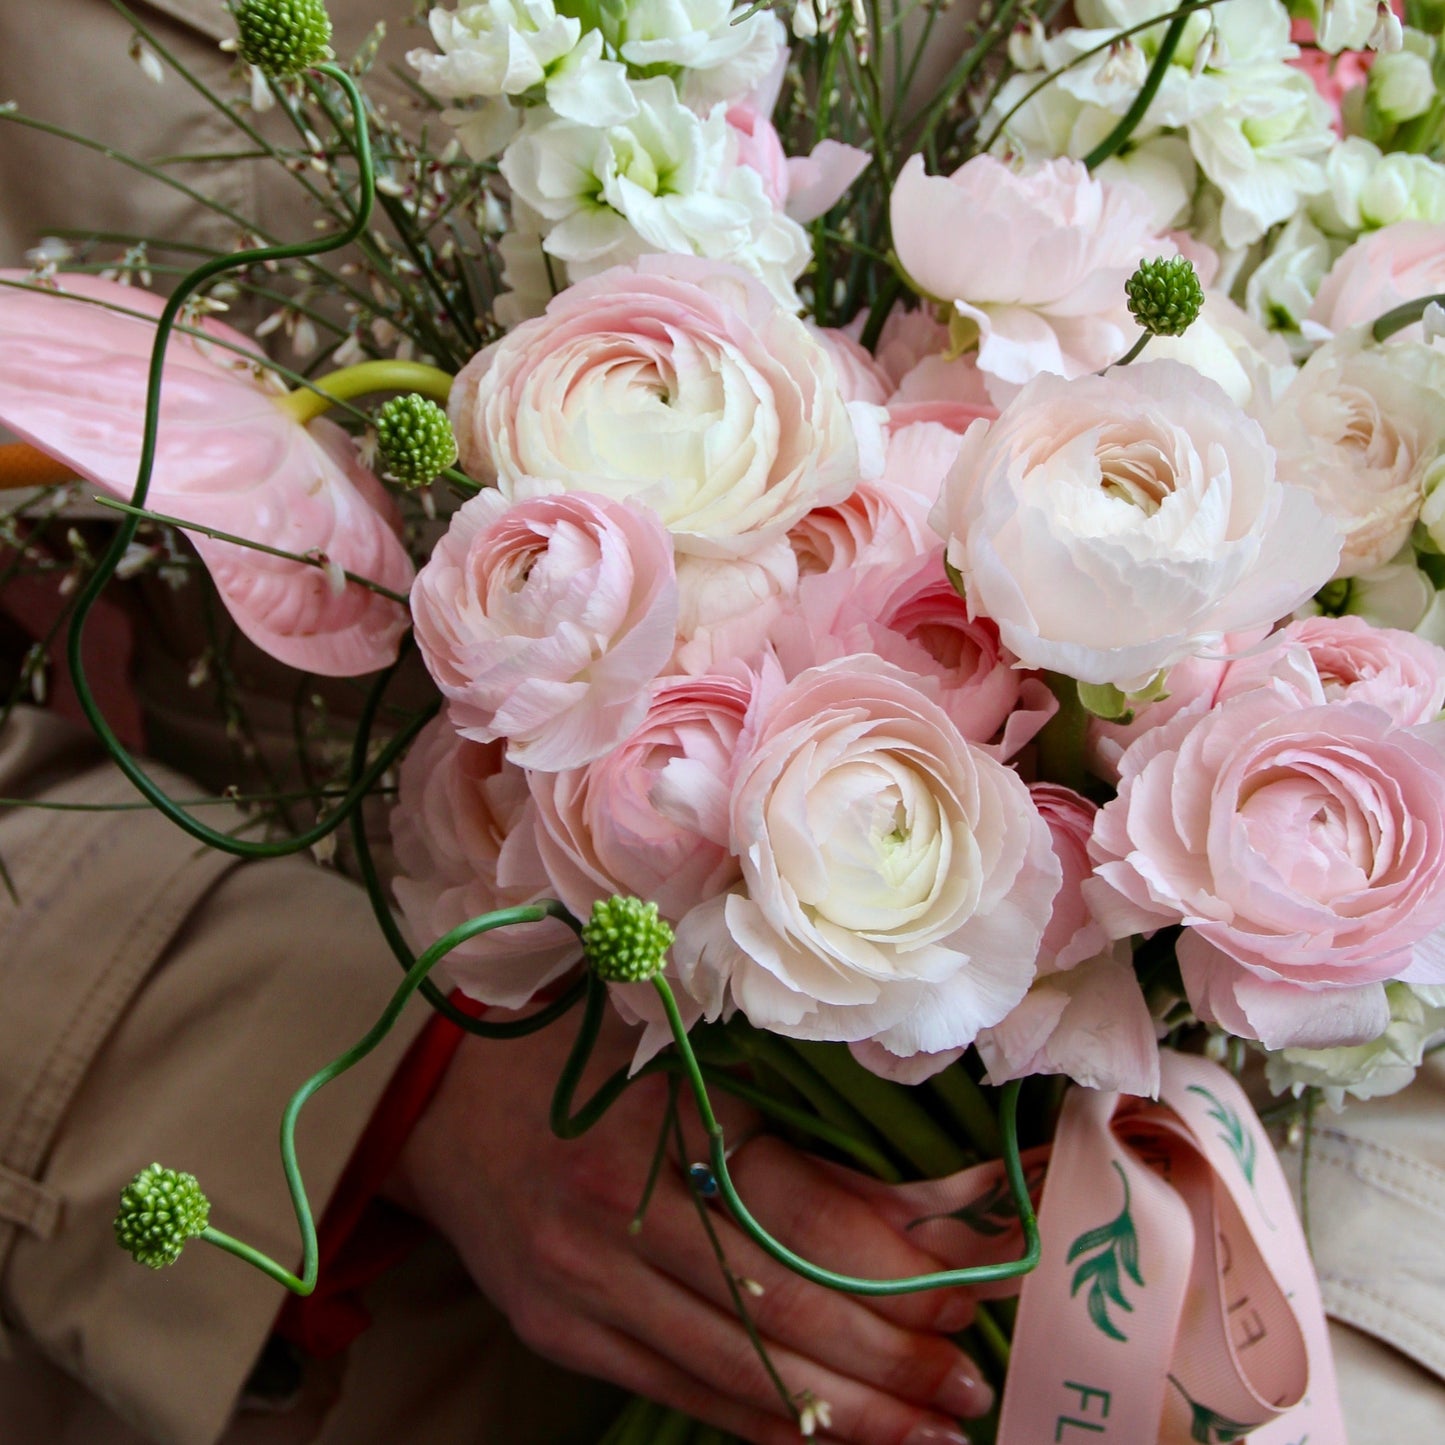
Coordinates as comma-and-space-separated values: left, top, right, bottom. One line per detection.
632, 1166, 992, 1425
555, 1236, 977, 1445
725, 1136, 979, 1337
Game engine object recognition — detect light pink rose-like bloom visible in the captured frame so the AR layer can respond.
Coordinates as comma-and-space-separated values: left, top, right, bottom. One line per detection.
449, 256, 867, 559
1028, 784, 1111, 974
671, 543, 797, 676
787, 419, 959, 577
932, 362, 1342, 689
671, 657, 1062, 1067
390, 717, 581, 1008
1266, 331, 1445, 577
890, 155, 1167, 391
1087, 687, 1445, 1049
411, 489, 678, 772
529, 667, 755, 925
776, 551, 1056, 758
1216, 615, 1445, 725
873, 307, 952, 389
0, 272, 412, 676
1309, 221, 1445, 342
809, 325, 893, 405
975, 947, 1159, 1096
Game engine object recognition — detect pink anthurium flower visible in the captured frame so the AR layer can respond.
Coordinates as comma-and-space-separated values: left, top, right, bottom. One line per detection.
0, 272, 414, 676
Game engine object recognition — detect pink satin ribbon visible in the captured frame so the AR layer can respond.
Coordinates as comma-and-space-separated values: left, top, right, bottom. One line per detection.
851, 1055, 1344, 1443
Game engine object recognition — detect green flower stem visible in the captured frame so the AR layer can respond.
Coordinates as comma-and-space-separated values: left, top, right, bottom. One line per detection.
198, 901, 566, 1294
927, 1064, 1003, 1160
61, 62, 417, 861
275, 359, 454, 423
1035, 671, 1091, 795
786, 1039, 971, 1179
1372, 291, 1445, 341
655, 977, 1041, 1296
1082, 0, 1202, 170
1107, 331, 1152, 370
973, 1300, 1013, 1371
90, 496, 410, 604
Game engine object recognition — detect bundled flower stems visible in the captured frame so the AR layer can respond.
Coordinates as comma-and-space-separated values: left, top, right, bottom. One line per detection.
5, 0, 1445, 1438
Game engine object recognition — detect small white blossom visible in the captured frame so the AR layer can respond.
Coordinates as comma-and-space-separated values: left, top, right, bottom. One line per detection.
128, 34, 165, 86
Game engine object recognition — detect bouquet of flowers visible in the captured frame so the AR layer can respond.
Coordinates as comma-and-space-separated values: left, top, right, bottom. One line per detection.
5, 0, 1445, 1437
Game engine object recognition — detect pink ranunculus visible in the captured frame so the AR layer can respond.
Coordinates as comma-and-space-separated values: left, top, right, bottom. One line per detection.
411, 489, 678, 772
390, 716, 581, 1008
931, 362, 1342, 689
809, 325, 893, 405
776, 550, 1057, 758
890, 155, 1168, 392
873, 306, 952, 389
1309, 221, 1445, 341
1087, 688, 1445, 1049
786, 418, 958, 577
671, 542, 796, 676
975, 945, 1160, 1096
726, 103, 790, 209
0, 272, 413, 676
1029, 784, 1110, 974
725, 106, 870, 224
671, 657, 1062, 1063
528, 666, 757, 925
450, 256, 868, 559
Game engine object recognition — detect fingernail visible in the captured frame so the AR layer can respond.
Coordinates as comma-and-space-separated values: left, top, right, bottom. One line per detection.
903, 1424, 970, 1445
936, 1362, 995, 1419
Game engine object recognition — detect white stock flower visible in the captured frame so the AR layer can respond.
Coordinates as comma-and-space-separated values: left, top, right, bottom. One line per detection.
1312, 139, 1445, 236
1368, 49, 1436, 126
1244, 212, 1334, 335
605, 0, 786, 109
1291, 0, 1382, 52
1265, 983, 1445, 1109
499, 77, 810, 307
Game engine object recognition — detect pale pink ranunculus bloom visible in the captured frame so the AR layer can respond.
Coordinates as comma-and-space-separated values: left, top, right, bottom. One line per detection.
450, 256, 869, 559
890, 155, 1168, 393
0, 272, 412, 676
786, 418, 958, 577
1029, 784, 1111, 974
671, 656, 1062, 1064
390, 716, 581, 1008
775, 550, 1056, 758
1087, 687, 1445, 1049
975, 946, 1159, 1096
1309, 221, 1445, 341
529, 666, 757, 924
726, 105, 870, 225
1215, 614, 1445, 725
411, 489, 678, 772
671, 543, 797, 675
809, 325, 893, 405
1266, 330, 1445, 577
931, 362, 1342, 689
873, 306, 952, 390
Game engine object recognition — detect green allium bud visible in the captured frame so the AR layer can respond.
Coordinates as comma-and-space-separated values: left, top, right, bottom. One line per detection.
114, 1163, 210, 1270
582, 897, 674, 984
232, 0, 333, 79
1125, 255, 1204, 337
374, 394, 458, 488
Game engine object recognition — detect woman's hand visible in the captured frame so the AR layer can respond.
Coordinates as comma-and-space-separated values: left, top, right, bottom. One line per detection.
389, 1007, 993, 1445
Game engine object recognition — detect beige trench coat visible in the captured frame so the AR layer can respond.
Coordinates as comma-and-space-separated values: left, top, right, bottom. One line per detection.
2, 3, 1444, 1441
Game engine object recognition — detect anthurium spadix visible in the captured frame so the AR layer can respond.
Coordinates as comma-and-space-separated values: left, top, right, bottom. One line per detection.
0, 273, 415, 676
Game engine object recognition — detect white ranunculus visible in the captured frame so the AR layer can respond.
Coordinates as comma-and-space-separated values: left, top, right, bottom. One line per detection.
1187, 65, 1335, 248
499, 77, 810, 307
1268, 331, 1445, 577
931, 361, 1341, 689
450, 255, 867, 558
1265, 983, 1445, 1109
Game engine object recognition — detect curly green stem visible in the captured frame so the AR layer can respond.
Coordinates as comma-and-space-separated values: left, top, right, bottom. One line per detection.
276, 359, 454, 424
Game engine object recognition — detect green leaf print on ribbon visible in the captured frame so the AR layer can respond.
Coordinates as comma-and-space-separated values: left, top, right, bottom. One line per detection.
908, 1163, 1047, 1237
1066, 1160, 1144, 1343
1168, 1374, 1256, 1442
1186, 1084, 1257, 1187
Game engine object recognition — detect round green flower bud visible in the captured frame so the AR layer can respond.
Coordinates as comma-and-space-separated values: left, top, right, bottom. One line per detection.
374, 394, 459, 488
233, 0, 333, 79
114, 1163, 211, 1270
582, 897, 674, 984
1124, 255, 1204, 337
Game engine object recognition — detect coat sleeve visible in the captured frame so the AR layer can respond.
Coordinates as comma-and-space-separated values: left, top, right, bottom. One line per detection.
0, 708, 431, 1445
